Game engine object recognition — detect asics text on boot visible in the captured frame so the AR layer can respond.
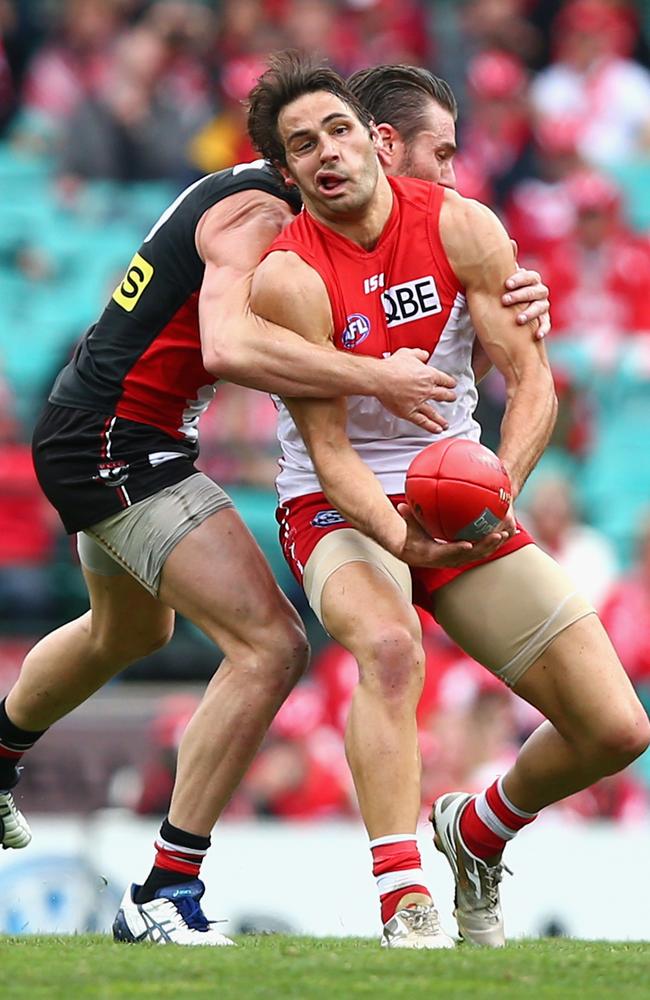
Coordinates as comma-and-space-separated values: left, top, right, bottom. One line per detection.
112, 879, 234, 946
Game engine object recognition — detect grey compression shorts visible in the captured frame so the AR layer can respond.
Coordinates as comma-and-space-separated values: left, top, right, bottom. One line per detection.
302, 534, 595, 688
77, 472, 233, 597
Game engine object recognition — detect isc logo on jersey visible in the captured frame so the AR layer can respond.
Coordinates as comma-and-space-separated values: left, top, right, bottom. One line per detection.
381, 275, 442, 328
112, 252, 154, 312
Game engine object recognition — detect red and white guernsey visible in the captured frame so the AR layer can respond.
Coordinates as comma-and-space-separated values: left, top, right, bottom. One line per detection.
264, 175, 480, 503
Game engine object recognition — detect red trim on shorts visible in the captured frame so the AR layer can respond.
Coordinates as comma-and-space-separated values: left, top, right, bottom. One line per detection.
276, 491, 533, 611
100, 417, 112, 460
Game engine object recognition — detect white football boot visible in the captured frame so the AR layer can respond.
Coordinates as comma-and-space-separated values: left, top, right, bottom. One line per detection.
113, 879, 235, 946
381, 903, 455, 949
432, 792, 508, 948
0, 789, 32, 849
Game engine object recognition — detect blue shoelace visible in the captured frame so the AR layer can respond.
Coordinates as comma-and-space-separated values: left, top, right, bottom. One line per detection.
174, 895, 211, 932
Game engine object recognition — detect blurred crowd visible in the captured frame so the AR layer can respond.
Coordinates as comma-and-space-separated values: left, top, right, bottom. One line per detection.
2, 0, 650, 822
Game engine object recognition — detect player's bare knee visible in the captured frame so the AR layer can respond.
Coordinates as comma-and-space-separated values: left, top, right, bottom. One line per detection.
242, 617, 309, 695
91, 619, 173, 668
268, 616, 310, 686
134, 621, 175, 659
359, 625, 424, 704
590, 706, 650, 773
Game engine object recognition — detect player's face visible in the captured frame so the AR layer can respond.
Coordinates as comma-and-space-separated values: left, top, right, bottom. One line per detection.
385, 99, 457, 188
278, 91, 381, 221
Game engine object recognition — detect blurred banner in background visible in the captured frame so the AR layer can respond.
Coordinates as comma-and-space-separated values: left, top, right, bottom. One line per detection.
1, 813, 649, 940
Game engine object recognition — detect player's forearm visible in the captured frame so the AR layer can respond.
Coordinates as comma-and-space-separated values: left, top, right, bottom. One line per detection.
315, 447, 406, 555
497, 364, 557, 497
205, 314, 385, 398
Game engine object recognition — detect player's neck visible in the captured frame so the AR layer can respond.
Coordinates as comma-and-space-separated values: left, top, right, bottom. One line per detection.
309, 172, 394, 251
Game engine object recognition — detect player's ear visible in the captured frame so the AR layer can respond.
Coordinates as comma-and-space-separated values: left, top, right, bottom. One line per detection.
276, 162, 296, 187
375, 123, 402, 170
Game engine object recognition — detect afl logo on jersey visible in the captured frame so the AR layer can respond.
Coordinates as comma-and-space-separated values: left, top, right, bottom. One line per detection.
381, 275, 442, 328
112, 252, 154, 313
342, 314, 371, 350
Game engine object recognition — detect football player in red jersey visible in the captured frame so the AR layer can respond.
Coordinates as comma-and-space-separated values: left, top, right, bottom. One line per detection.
248, 53, 649, 949
346, 64, 551, 372
0, 65, 552, 946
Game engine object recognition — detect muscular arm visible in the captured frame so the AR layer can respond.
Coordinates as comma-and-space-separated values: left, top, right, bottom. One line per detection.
440, 191, 558, 497
472, 244, 551, 384
196, 190, 454, 427
252, 252, 505, 569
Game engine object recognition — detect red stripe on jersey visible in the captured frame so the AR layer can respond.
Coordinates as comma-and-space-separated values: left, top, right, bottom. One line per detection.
115, 291, 214, 439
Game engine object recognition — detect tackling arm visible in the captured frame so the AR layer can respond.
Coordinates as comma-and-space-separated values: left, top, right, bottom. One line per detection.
440, 192, 557, 498
197, 190, 454, 429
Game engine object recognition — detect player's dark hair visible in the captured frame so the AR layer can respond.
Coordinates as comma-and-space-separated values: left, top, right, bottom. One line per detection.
247, 50, 373, 166
347, 65, 458, 145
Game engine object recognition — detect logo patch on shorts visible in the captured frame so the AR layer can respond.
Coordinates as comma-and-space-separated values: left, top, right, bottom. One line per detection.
94, 461, 130, 487
311, 509, 346, 528
112, 252, 154, 312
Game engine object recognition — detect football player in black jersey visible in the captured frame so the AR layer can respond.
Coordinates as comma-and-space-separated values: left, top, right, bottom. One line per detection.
0, 74, 552, 945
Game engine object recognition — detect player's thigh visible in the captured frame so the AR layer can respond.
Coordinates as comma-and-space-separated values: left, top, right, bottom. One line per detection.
86, 471, 303, 655
433, 544, 646, 743
313, 530, 422, 668
159, 506, 304, 654
513, 614, 647, 747
81, 562, 175, 659
432, 544, 594, 687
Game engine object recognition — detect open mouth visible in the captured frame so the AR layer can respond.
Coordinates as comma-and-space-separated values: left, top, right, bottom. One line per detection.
316, 172, 347, 196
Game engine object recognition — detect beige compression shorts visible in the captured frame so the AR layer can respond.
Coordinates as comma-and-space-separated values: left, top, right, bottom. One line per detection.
77, 472, 233, 597
303, 533, 595, 688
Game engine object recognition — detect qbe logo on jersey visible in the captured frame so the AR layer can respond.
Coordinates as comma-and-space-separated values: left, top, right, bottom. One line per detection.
112, 252, 154, 312
381, 275, 442, 328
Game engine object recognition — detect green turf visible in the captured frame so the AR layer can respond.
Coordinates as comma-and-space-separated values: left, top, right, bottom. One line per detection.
1, 936, 648, 1000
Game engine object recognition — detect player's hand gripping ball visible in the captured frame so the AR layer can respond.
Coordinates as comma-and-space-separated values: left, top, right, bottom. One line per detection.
405, 439, 512, 542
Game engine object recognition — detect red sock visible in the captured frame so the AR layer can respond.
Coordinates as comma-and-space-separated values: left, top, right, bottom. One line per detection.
153, 818, 210, 878
370, 835, 431, 924
459, 777, 538, 860
134, 820, 211, 904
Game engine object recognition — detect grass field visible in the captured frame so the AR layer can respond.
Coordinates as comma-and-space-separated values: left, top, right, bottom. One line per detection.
1, 936, 649, 1000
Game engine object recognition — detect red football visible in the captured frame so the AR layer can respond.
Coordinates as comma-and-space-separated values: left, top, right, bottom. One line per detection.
405, 439, 512, 542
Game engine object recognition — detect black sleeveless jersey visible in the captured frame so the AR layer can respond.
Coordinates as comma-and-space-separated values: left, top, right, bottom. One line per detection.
49, 160, 301, 443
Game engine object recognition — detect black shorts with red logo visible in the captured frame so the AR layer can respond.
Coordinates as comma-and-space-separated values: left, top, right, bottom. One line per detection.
32, 402, 198, 534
